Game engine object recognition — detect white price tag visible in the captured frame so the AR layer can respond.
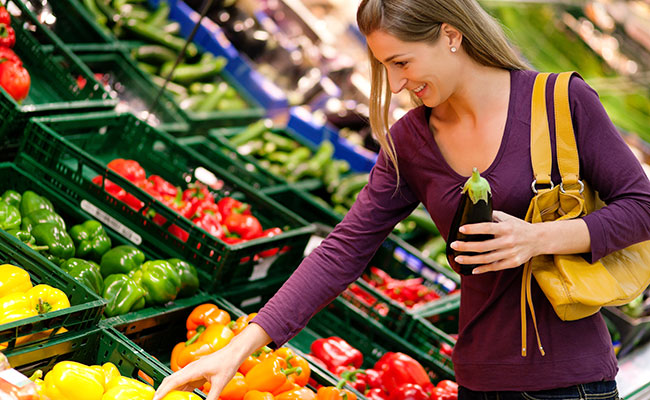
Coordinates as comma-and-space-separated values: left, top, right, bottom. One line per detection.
249, 255, 278, 281
81, 200, 142, 245
241, 296, 263, 309
303, 235, 325, 257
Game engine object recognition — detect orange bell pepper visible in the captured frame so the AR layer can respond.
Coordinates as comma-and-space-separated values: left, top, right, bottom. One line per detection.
243, 390, 274, 400
316, 387, 357, 400
276, 387, 317, 400
238, 346, 273, 375
186, 303, 231, 344
178, 323, 234, 368
245, 356, 302, 393
229, 312, 257, 335
220, 372, 248, 400
170, 341, 185, 372
274, 348, 311, 387
272, 375, 299, 396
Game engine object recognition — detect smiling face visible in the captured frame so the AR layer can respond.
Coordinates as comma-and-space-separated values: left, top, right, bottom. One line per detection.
366, 29, 458, 108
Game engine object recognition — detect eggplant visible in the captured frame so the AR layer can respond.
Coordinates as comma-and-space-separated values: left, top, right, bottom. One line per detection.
446, 168, 493, 275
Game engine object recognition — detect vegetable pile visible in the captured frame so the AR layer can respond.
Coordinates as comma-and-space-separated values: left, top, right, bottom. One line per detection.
0, 6, 30, 102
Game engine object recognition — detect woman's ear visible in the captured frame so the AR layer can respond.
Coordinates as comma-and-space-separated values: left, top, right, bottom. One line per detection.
440, 23, 463, 49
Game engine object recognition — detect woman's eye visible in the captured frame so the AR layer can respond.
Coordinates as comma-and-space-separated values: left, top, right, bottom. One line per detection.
394, 61, 407, 67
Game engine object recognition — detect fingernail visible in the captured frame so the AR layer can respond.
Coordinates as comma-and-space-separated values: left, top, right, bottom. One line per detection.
472, 268, 481, 274
459, 226, 466, 233
455, 256, 463, 263
450, 242, 458, 249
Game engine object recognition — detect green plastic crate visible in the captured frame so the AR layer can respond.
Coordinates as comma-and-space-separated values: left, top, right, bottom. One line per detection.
6, 327, 173, 392
290, 294, 456, 382
107, 293, 341, 390
0, 229, 105, 352
407, 294, 460, 337
13, 0, 116, 46
76, 50, 190, 134
221, 274, 288, 314
0, 0, 116, 150
306, 223, 460, 335
16, 111, 315, 291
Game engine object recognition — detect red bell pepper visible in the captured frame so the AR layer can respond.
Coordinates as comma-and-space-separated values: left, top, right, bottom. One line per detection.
0, 47, 19, 64
435, 381, 458, 394
366, 389, 389, 400
439, 343, 454, 358
162, 191, 194, 219
168, 224, 189, 242
256, 227, 283, 257
92, 176, 126, 199
183, 182, 214, 211
335, 368, 367, 393
218, 197, 251, 217
194, 202, 222, 221
0, 59, 29, 101
224, 213, 263, 240
147, 175, 178, 198
193, 213, 225, 239
0, 23, 15, 48
374, 353, 430, 395
389, 384, 429, 400
428, 387, 457, 400
359, 369, 383, 390
310, 337, 363, 372
0, 6, 10, 25
137, 179, 163, 201
107, 159, 146, 184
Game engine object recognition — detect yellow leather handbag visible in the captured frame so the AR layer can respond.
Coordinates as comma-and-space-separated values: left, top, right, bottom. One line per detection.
520, 71, 650, 357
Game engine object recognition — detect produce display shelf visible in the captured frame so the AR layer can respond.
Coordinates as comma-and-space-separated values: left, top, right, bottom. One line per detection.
0, 0, 117, 152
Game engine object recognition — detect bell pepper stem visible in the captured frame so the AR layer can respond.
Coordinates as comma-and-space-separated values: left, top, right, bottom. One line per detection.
29, 370, 43, 382
285, 354, 295, 367
185, 325, 206, 345
281, 366, 302, 377
36, 298, 52, 314
340, 369, 365, 383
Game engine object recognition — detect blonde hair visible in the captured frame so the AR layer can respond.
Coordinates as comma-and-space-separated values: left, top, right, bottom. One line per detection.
357, 0, 529, 179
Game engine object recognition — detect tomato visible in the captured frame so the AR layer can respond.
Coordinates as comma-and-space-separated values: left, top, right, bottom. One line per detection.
0, 60, 30, 101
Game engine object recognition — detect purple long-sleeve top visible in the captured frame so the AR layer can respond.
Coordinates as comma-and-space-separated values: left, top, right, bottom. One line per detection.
252, 70, 650, 391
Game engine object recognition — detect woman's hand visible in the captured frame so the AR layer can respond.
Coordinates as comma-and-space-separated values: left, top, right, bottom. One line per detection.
153, 346, 240, 400
154, 323, 271, 400
449, 210, 542, 274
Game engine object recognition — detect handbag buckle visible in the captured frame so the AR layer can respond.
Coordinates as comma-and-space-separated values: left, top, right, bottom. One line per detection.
531, 179, 554, 194
559, 180, 585, 194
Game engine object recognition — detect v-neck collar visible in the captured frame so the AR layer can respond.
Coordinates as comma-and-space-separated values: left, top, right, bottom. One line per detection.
421, 69, 518, 180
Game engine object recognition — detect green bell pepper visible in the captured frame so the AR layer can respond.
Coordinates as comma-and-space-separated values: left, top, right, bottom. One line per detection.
167, 258, 199, 298
0, 202, 21, 231
102, 273, 146, 317
6, 229, 49, 251
20, 190, 54, 217
1, 190, 21, 207
129, 260, 181, 305
100, 245, 145, 278
69, 220, 112, 262
20, 209, 66, 233
31, 222, 76, 265
60, 258, 104, 296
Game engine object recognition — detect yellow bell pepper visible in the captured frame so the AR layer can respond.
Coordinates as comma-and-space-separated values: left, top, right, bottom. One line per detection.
0, 292, 32, 316
26, 284, 70, 314
44, 361, 104, 400
102, 362, 122, 387
105, 376, 156, 398
102, 386, 153, 400
0, 264, 32, 297
29, 370, 49, 400
0, 300, 38, 348
161, 391, 203, 400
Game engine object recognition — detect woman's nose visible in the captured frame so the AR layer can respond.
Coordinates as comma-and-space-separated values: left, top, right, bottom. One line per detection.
387, 71, 407, 94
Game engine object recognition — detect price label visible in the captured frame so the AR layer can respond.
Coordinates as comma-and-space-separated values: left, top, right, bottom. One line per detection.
81, 200, 142, 245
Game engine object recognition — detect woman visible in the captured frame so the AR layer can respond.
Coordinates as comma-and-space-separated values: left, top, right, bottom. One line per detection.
154, 0, 650, 399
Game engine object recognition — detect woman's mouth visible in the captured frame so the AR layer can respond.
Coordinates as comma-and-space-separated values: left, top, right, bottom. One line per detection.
413, 84, 426, 97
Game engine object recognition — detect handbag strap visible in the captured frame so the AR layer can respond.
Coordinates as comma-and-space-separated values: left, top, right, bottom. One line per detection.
521, 71, 580, 357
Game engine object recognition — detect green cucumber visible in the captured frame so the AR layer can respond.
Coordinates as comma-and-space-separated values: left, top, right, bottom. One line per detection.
160, 57, 227, 85
283, 147, 311, 173
306, 141, 334, 175
145, 2, 170, 27
133, 45, 177, 65
332, 173, 369, 205
230, 120, 270, 147
194, 82, 229, 113
262, 131, 298, 152
124, 19, 198, 58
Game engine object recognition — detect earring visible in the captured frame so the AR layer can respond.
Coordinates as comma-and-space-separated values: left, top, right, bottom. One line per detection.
450, 46, 457, 53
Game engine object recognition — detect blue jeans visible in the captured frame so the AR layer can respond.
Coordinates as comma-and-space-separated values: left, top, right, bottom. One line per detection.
459, 380, 620, 400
